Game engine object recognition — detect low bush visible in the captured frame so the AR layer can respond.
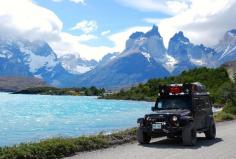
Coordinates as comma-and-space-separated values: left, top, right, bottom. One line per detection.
0, 128, 136, 159
214, 111, 235, 122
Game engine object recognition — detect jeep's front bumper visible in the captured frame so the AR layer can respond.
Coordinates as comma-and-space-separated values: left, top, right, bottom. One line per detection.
137, 117, 190, 137
140, 124, 182, 137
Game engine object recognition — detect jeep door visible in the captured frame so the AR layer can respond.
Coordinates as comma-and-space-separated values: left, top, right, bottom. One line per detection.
202, 96, 213, 127
193, 96, 206, 129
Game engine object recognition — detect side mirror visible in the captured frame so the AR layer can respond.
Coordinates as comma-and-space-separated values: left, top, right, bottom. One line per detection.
151, 106, 156, 111
137, 118, 144, 123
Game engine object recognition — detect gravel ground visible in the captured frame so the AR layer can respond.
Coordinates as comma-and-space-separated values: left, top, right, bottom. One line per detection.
66, 120, 236, 159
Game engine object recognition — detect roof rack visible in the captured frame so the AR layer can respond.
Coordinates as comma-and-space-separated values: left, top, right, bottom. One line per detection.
158, 82, 209, 97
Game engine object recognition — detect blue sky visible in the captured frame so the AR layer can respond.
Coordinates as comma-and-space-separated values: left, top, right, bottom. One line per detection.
0, 0, 235, 60
36, 0, 168, 32
36, 0, 169, 47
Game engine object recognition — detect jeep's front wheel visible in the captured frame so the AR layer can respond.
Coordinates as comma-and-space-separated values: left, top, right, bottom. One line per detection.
137, 127, 151, 144
182, 123, 197, 146
205, 120, 216, 139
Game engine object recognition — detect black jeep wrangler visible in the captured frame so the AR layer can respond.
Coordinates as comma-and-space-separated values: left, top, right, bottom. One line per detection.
137, 82, 216, 146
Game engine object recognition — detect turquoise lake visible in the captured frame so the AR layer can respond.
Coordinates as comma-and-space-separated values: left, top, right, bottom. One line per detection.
0, 93, 153, 146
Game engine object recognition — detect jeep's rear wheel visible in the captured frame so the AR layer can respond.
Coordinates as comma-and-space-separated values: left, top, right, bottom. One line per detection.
205, 120, 216, 139
137, 127, 151, 144
182, 123, 197, 146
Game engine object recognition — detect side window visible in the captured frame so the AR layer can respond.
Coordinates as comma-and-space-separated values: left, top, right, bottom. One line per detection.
194, 97, 205, 109
157, 102, 163, 109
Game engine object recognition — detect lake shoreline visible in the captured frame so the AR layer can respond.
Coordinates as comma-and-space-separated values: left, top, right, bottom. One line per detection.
0, 128, 137, 159
1, 118, 236, 159
12, 86, 105, 96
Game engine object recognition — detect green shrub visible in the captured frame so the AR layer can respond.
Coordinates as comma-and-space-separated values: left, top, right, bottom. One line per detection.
214, 111, 235, 122
224, 105, 236, 115
0, 128, 137, 159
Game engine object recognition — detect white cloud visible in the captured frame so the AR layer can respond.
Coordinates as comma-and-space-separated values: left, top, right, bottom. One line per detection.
71, 20, 98, 33
143, 18, 161, 24
0, 0, 62, 41
108, 26, 150, 52
1, 0, 236, 61
52, 26, 150, 60
117, 0, 190, 15
0, 0, 100, 60
50, 32, 114, 60
101, 30, 111, 36
144, 0, 236, 47
52, 0, 86, 5
166, 1, 189, 14
69, 0, 86, 4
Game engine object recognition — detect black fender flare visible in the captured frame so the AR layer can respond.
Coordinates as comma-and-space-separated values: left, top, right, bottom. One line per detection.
180, 116, 194, 126
205, 115, 214, 128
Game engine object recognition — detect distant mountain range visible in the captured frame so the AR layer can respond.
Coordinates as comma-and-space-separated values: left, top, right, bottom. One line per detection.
75, 26, 235, 88
0, 38, 78, 87
215, 29, 236, 63
0, 26, 236, 88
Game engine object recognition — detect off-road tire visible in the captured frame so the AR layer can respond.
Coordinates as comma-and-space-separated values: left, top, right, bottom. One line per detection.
205, 120, 216, 139
137, 127, 151, 144
182, 123, 197, 146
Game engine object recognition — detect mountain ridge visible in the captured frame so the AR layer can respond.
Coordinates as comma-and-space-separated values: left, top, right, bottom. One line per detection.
0, 37, 79, 87
75, 25, 231, 88
0, 26, 236, 88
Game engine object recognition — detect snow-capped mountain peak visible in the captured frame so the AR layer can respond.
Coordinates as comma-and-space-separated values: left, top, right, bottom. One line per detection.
1, 26, 236, 89
18, 41, 58, 73
214, 29, 236, 63
124, 26, 166, 64
0, 38, 77, 87
167, 30, 219, 74
59, 54, 98, 74
167, 31, 191, 60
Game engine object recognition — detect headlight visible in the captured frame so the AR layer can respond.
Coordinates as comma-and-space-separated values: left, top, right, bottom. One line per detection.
172, 116, 178, 122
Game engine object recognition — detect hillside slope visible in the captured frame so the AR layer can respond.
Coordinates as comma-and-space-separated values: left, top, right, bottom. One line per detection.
102, 67, 232, 103
0, 77, 47, 92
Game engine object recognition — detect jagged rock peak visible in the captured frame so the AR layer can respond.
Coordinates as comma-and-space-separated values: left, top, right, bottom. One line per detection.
129, 25, 162, 39
129, 32, 145, 39
170, 31, 190, 43
228, 29, 236, 35
145, 25, 161, 38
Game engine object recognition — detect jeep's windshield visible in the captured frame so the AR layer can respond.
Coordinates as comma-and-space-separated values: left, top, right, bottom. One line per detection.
155, 96, 192, 110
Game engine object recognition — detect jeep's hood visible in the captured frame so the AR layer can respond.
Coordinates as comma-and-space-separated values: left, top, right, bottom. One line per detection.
146, 109, 191, 117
